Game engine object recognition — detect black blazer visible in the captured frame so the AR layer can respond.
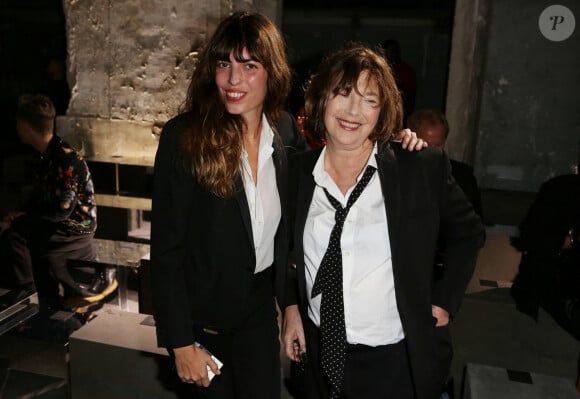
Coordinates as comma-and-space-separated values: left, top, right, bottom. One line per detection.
288, 143, 484, 399
151, 111, 304, 349
450, 159, 483, 218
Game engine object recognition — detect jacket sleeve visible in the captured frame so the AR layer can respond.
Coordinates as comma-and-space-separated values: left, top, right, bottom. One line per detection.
150, 117, 196, 349
432, 153, 485, 316
284, 152, 301, 309
33, 154, 85, 223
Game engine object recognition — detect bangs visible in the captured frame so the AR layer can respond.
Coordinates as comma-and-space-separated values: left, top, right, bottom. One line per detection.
212, 24, 267, 64
331, 63, 383, 102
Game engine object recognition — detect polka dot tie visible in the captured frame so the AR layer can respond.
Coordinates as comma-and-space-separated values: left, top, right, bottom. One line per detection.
311, 165, 377, 399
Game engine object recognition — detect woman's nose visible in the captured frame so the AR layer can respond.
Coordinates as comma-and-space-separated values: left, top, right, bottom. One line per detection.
346, 94, 360, 115
229, 64, 243, 85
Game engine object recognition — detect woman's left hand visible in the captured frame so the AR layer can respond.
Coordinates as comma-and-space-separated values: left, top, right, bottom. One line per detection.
393, 128, 428, 151
431, 304, 450, 326
282, 305, 306, 362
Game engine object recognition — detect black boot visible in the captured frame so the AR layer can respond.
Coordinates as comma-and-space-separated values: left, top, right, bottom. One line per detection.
64, 281, 94, 298
88, 267, 117, 295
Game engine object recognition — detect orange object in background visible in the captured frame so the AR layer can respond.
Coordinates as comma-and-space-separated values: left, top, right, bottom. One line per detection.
296, 106, 325, 149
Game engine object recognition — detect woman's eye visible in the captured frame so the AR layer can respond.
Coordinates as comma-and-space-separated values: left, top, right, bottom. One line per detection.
216, 61, 230, 68
245, 63, 259, 70
365, 97, 379, 106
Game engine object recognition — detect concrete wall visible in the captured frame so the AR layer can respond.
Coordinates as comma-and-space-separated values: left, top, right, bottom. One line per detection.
445, 0, 488, 165
448, 0, 580, 192
475, 1, 579, 192
58, 0, 281, 166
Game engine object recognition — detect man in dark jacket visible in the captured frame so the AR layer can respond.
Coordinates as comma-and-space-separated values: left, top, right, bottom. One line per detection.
0, 94, 110, 303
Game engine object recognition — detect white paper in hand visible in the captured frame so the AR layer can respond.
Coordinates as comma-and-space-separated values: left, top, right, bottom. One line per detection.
194, 342, 223, 381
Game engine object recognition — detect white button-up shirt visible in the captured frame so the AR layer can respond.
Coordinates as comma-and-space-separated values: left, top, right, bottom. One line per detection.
303, 144, 404, 346
241, 115, 281, 274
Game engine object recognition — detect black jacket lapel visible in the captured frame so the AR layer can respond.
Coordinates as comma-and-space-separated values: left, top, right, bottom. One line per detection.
294, 149, 321, 304
234, 175, 255, 268
273, 134, 288, 222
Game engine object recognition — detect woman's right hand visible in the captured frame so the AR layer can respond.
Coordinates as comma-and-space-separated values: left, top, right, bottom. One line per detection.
173, 344, 220, 387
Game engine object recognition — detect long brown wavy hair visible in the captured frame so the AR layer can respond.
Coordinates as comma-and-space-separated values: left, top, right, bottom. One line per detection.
304, 45, 403, 144
181, 11, 291, 198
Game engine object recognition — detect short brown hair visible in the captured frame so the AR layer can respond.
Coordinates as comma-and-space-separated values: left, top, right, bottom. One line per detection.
407, 109, 449, 138
304, 44, 403, 144
16, 94, 56, 135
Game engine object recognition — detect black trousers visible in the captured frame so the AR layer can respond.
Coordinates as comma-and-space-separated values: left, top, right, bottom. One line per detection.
176, 268, 281, 399
298, 317, 416, 399
34, 230, 96, 298
0, 216, 95, 298
0, 228, 34, 288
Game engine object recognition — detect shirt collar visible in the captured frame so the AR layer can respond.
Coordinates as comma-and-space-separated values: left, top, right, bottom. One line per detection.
260, 114, 274, 154
313, 142, 378, 187
242, 114, 274, 158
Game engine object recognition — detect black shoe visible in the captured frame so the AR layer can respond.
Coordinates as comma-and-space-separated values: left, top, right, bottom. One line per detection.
63, 282, 94, 298
88, 267, 116, 295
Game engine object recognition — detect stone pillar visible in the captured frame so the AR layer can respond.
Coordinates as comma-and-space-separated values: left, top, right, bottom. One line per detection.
447, 0, 579, 191
58, 0, 281, 166
445, 0, 489, 164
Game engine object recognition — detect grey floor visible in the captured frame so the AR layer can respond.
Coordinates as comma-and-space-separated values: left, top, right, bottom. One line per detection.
0, 228, 579, 398
0, 282, 298, 398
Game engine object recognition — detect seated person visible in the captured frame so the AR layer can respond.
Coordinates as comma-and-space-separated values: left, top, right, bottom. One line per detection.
510, 169, 580, 394
511, 170, 580, 336
0, 94, 113, 303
